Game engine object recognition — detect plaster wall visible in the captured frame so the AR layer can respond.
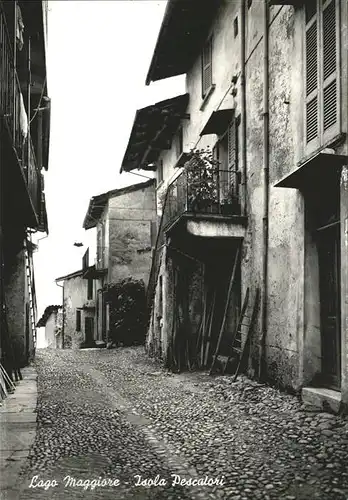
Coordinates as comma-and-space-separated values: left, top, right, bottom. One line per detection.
63, 275, 96, 344
149, 1, 348, 395
107, 184, 156, 288
45, 312, 57, 348
4, 248, 32, 366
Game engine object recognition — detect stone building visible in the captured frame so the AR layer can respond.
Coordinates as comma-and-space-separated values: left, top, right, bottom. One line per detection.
120, 0, 348, 411
82, 179, 157, 341
0, 1, 50, 377
55, 269, 97, 348
36, 305, 62, 348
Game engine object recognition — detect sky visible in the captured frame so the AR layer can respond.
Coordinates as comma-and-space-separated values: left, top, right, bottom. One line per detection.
34, 0, 184, 342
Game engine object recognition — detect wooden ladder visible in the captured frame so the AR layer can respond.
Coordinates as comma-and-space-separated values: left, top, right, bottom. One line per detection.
24, 237, 37, 350
223, 287, 260, 380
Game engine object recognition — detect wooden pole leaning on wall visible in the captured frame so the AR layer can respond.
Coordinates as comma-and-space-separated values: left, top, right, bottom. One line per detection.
209, 245, 240, 375
203, 290, 216, 368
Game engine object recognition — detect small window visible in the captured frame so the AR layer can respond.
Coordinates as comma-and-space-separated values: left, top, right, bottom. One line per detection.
158, 159, 163, 184
234, 17, 239, 38
176, 127, 183, 158
247, 0, 252, 9
159, 275, 163, 317
76, 310, 81, 332
202, 37, 212, 98
87, 278, 93, 300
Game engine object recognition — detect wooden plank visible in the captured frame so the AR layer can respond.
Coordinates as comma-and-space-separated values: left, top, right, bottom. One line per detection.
204, 290, 216, 367
209, 246, 240, 375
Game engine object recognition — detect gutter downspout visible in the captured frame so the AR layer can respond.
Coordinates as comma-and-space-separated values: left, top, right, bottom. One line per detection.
56, 282, 65, 349
259, 0, 270, 380
240, 0, 247, 217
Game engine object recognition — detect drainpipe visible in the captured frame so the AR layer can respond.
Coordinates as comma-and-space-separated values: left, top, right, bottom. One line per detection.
259, 0, 270, 380
240, 0, 247, 217
56, 282, 65, 349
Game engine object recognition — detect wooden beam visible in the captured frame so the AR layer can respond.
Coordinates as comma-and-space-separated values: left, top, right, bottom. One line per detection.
209, 246, 240, 375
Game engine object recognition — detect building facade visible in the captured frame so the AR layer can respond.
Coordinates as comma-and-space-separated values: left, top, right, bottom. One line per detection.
0, 1, 50, 381
55, 270, 97, 348
36, 305, 62, 349
121, 0, 348, 410
82, 179, 157, 342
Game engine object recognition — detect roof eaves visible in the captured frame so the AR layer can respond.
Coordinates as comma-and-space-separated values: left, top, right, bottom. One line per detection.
55, 269, 84, 282
120, 94, 189, 173
145, 0, 176, 86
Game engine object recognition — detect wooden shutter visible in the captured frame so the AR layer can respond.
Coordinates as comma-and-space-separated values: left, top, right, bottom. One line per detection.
228, 121, 238, 197
202, 38, 212, 97
305, 0, 340, 155
305, 2, 319, 154
321, 0, 340, 143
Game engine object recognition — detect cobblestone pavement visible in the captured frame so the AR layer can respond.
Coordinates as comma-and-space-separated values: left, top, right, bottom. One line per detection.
18, 348, 348, 500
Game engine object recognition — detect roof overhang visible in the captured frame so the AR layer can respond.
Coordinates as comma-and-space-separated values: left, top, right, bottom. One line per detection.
36, 305, 61, 328
82, 265, 107, 279
274, 151, 348, 190
146, 0, 221, 85
120, 94, 189, 173
200, 109, 235, 136
55, 269, 84, 282
83, 194, 108, 230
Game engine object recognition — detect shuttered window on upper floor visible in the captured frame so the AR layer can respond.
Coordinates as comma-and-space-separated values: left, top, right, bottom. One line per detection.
202, 37, 213, 98
215, 120, 240, 201
305, 0, 340, 156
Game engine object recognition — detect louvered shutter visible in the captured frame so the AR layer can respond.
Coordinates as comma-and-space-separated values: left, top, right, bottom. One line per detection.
321, 0, 340, 143
305, 4, 319, 154
228, 121, 237, 197
202, 38, 212, 97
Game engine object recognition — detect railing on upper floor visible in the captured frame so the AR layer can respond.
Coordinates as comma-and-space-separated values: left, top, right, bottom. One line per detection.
145, 161, 241, 328
0, 4, 41, 222
164, 167, 241, 230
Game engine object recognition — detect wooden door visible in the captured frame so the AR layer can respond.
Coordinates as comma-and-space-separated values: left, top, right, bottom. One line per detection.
318, 224, 341, 389
84, 317, 94, 346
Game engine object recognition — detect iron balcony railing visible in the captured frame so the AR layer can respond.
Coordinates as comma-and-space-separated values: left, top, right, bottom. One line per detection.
145, 166, 241, 327
0, 4, 41, 221
164, 167, 241, 229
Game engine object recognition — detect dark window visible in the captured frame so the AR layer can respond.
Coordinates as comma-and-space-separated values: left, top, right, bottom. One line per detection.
87, 278, 93, 300
176, 127, 183, 157
159, 275, 163, 317
76, 310, 81, 332
247, 0, 252, 9
158, 159, 163, 184
234, 17, 239, 38
202, 37, 212, 97
216, 120, 239, 202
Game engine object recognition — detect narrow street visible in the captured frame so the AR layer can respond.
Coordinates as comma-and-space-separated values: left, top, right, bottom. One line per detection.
18, 348, 348, 500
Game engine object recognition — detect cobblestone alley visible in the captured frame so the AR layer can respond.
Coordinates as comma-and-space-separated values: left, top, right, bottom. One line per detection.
15, 348, 348, 500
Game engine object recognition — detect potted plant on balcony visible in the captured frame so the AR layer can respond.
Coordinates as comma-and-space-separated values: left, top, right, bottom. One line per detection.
185, 148, 219, 213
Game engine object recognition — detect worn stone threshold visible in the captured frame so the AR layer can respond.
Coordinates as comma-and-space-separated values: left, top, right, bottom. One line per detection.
302, 386, 341, 413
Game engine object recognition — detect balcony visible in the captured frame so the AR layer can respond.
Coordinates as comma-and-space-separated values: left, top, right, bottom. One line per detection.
82, 299, 96, 310
0, 3, 47, 230
162, 155, 247, 241
82, 248, 107, 279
